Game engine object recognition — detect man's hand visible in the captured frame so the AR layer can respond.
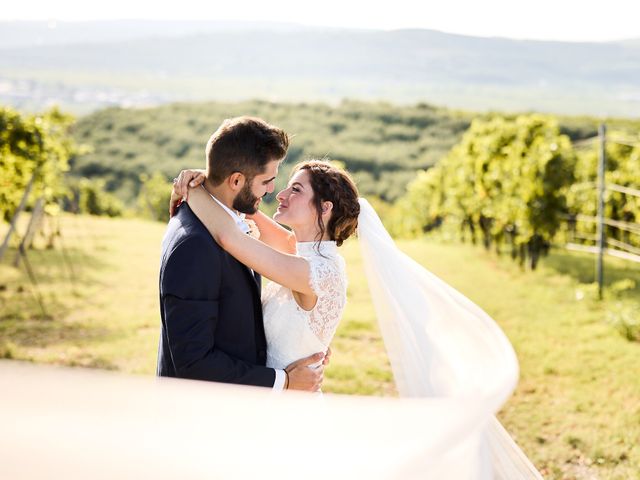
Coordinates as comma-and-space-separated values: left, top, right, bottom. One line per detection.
285, 352, 325, 392
169, 169, 207, 217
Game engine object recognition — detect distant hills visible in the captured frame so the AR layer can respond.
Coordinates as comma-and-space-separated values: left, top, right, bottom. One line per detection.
69, 100, 474, 203
1, 21, 639, 116
0, 20, 317, 48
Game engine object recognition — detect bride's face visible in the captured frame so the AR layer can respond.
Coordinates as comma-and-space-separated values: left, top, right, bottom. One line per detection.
273, 170, 318, 230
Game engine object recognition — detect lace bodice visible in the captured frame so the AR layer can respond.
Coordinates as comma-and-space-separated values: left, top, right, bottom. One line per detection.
262, 241, 347, 370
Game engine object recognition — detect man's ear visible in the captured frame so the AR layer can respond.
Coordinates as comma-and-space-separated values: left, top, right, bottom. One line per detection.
321, 201, 333, 216
228, 172, 246, 192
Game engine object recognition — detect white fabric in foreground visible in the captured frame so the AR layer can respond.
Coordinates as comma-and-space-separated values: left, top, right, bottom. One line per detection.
0, 361, 522, 479
357, 197, 542, 479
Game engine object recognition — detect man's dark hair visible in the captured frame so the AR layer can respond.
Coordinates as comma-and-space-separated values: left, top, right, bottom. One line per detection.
206, 116, 289, 185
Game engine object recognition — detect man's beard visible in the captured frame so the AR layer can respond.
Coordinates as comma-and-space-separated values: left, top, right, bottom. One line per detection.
232, 182, 261, 214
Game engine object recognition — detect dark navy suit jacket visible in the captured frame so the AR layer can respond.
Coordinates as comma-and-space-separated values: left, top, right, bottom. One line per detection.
157, 203, 275, 387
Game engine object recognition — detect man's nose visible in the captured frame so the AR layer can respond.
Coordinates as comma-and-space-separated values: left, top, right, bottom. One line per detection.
266, 182, 275, 194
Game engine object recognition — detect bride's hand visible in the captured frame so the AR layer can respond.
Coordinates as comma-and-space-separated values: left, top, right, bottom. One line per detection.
323, 346, 332, 366
169, 169, 206, 217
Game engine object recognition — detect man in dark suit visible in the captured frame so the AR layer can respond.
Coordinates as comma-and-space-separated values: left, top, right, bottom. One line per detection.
157, 117, 323, 391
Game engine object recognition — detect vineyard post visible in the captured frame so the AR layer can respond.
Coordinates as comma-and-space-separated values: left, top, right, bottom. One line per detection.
13, 197, 45, 267
596, 123, 606, 299
0, 168, 38, 262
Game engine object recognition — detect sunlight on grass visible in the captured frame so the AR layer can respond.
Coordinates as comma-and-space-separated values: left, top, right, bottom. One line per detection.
1, 214, 639, 479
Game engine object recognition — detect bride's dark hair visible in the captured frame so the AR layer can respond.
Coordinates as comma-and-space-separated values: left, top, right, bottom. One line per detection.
292, 160, 360, 247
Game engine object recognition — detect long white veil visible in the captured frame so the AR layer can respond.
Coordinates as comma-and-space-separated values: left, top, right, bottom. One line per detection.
357, 198, 543, 479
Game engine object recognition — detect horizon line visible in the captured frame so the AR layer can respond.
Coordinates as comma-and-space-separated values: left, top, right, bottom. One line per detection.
0, 18, 637, 44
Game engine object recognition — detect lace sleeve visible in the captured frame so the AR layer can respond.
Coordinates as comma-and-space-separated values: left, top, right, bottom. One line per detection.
305, 255, 347, 344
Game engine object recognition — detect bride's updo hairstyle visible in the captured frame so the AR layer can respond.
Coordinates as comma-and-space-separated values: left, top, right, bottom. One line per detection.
293, 160, 360, 247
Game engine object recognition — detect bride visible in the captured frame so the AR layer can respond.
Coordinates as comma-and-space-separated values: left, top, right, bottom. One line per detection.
172, 160, 542, 479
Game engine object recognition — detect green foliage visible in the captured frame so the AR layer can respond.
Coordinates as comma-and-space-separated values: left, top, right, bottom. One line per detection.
0, 107, 42, 221
399, 114, 577, 268
70, 100, 472, 204
0, 106, 77, 222
605, 279, 639, 342
393, 168, 445, 236
136, 172, 172, 222
66, 178, 124, 217
608, 303, 640, 342
565, 132, 640, 251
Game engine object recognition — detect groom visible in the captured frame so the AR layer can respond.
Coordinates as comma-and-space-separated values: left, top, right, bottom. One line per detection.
157, 116, 324, 391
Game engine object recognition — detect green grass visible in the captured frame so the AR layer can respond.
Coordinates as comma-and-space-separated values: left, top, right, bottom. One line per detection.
399, 239, 640, 480
0, 214, 161, 372
1, 214, 639, 479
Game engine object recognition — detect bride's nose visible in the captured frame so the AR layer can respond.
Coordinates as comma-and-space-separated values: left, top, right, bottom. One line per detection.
276, 188, 287, 203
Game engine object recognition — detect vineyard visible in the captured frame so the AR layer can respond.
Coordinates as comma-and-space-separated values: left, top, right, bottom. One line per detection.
399, 114, 640, 273
2, 105, 639, 276
565, 129, 640, 263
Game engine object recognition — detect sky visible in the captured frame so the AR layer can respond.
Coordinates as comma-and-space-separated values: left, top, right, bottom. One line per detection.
1, 0, 639, 42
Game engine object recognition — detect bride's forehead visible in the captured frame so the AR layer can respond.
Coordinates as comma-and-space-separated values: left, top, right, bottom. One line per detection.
289, 170, 310, 185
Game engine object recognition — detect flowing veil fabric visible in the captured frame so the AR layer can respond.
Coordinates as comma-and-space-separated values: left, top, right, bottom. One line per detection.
357, 198, 543, 479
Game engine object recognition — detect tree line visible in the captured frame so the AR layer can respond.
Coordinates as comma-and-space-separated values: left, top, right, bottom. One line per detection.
396, 114, 640, 268
2, 102, 638, 245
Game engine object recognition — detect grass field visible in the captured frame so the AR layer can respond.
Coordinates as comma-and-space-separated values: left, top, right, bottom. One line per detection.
1, 213, 639, 479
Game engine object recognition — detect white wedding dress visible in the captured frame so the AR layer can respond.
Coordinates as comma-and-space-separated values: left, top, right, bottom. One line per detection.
261, 201, 541, 478
262, 241, 346, 370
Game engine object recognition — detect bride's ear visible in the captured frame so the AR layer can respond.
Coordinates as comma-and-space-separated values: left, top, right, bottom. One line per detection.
227, 172, 246, 192
321, 201, 333, 217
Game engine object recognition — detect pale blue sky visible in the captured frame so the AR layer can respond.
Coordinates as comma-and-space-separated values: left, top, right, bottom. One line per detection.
2, 0, 638, 42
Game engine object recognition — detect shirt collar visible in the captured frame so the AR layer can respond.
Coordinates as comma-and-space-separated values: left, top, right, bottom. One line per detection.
205, 187, 250, 234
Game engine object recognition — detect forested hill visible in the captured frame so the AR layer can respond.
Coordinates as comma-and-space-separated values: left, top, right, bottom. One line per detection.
70, 100, 473, 203
70, 99, 635, 205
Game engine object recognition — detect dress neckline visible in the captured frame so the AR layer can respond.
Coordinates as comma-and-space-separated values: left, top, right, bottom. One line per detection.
296, 241, 337, 256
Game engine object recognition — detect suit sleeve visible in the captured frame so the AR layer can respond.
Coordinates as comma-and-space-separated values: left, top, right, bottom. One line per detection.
161, 234, 275, 387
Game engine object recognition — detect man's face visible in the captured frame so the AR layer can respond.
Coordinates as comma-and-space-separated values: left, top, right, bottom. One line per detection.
232, 159, 281, 214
